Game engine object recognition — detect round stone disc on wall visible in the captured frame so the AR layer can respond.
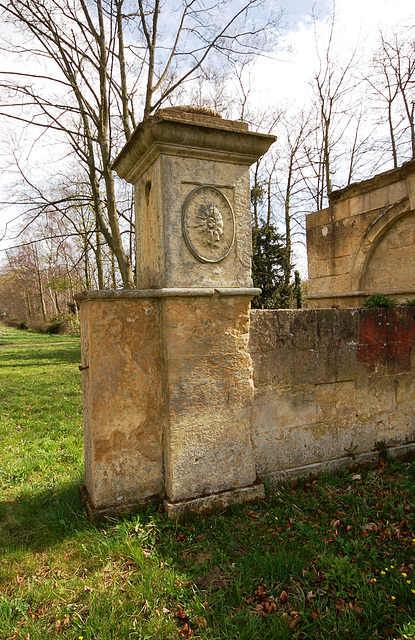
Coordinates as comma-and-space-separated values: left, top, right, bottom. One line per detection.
182, 185, 235, 263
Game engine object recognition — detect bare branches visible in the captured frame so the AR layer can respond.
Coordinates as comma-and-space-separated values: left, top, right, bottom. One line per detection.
148, 0, 281, 116
368, 29, 415, 166
0, 0, 282, 288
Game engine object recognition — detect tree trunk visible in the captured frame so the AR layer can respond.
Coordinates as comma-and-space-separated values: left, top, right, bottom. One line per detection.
284, 158, 293, 288
388, 102, 398, 168
95, 229, 104, 290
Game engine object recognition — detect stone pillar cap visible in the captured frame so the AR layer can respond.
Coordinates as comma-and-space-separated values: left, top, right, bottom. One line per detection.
112, 106, 276, 183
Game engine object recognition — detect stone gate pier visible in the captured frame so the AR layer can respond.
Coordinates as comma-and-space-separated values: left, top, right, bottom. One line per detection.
76, 107, 275, 518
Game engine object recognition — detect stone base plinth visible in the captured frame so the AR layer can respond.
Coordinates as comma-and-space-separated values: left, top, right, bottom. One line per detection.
79, 484, 161, 522
164, 481, 265, 518
262, 442, 415, 486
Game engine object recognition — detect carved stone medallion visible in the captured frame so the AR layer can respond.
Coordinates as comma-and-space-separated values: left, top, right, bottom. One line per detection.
182, 186, 235, 263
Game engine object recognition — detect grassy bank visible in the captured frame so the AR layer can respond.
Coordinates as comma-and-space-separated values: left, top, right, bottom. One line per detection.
1, 323, 415, 640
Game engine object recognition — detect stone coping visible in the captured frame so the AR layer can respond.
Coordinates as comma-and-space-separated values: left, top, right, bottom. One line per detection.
148, 107, 249, 131
307, 288, 415, 300
75, 287, 262, 302
111, 109, 276, 183
329, 158, 415, 203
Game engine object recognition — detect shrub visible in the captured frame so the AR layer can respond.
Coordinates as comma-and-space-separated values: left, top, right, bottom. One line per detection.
363, 293, 396, 308
44, 314, 80, 335
44, 317, 65, 334
402, 297, 415, 307
3, 317, 28, 330
62, 313, 80, 335
27, 319, 47, 333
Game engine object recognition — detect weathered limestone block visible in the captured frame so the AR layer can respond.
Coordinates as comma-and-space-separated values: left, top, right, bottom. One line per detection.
362, 185, 390, 212
253, 420, 339, 474
162, 295, 257, 502
113, 108, 274, 292
78, 295, 164, 514
389, 180, 407, 204
336, 418, 377, 456
365, 210, 415, 295
316, 380, 357, 422
252, 386, 316, 432
396, 373, 415, 409
134, 155, 252, 289
386, 409, 415, 445
355, 375, 396, 416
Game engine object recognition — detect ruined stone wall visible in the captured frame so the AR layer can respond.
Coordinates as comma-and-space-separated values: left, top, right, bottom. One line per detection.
306, 159, 415, 308
248, 308, 415, 482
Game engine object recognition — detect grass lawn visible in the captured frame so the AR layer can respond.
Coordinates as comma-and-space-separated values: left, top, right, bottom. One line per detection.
1, 322, 415, 640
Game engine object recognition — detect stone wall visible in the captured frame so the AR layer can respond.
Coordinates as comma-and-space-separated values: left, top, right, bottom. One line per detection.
248, 307, 415, 482
306, 159, 415, 308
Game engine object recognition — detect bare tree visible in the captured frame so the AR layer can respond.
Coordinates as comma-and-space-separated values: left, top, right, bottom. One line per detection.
1, 212, 89, 325
367, 28, 415, 168
0, 0, 281, 288
308, 4, 363, 207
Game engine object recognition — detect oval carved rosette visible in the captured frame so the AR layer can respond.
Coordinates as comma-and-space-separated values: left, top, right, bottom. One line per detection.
182, 185, 235, 263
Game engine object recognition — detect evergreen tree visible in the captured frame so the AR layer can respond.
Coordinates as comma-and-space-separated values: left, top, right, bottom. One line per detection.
251, 222, 292, 309
251, 178, 296, 309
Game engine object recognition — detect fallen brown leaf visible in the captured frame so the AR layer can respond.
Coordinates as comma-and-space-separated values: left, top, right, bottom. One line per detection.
193, 616, 207, 628
180, 622, 193, 638
55, 614, 70, 629
289, 615, 301, 629
175, 605, 189, 621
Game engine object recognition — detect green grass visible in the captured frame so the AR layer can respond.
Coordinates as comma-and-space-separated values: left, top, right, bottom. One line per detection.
1, 323, 415, 639
0, 323, 79, 345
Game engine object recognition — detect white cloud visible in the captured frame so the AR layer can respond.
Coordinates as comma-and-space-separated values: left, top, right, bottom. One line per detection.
251, 0, 415, 112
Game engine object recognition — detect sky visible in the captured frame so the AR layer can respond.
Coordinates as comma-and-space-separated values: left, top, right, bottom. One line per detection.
252, 0, 414, 111
0, 0, 414, 268
245, 0, 414, 273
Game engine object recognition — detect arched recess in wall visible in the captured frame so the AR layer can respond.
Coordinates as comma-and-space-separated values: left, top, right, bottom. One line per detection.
350, 196, 414, 293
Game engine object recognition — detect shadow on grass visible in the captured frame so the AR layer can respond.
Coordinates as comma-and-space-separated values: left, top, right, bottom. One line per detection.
0, 476, 95, 553
0, 345, 82, 367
